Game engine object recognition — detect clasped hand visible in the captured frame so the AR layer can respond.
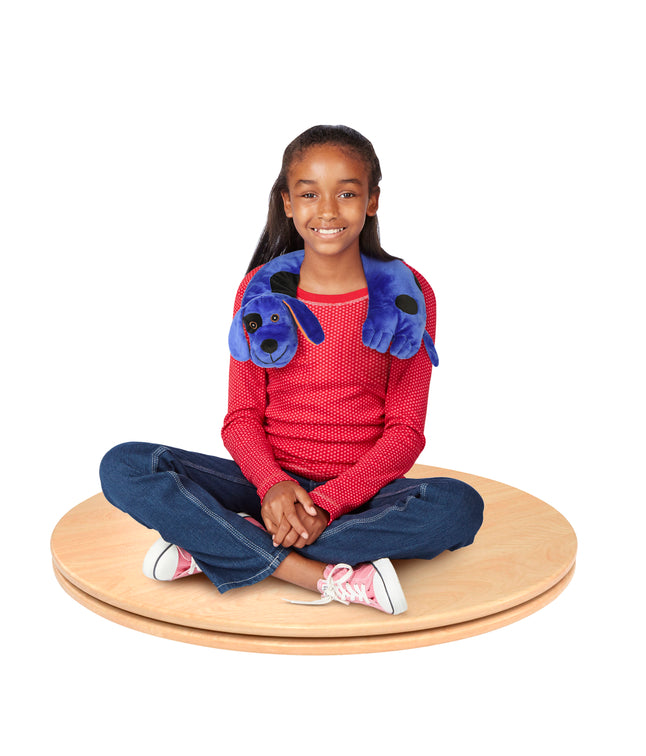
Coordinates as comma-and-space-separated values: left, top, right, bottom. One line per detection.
261, 481, 329, 549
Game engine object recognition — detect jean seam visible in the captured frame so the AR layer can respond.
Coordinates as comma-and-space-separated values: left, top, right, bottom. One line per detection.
153, 445, 254, 488
371, 482, 422, 500
152, 445, 166, 475
167, 472, 277, 564
180, 460, 254, 487
216, 551, 287, 591
317, 500, 409, 542
149, 445, 283, 590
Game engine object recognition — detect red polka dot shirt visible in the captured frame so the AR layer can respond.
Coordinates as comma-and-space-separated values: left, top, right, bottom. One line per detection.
221, 262, 436, 522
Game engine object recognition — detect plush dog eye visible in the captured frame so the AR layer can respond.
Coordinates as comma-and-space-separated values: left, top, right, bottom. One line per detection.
243, 313, 262, 332
270, 314, 280, 322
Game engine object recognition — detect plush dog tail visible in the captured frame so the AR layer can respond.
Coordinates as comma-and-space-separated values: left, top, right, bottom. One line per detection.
423, 331, 439, 366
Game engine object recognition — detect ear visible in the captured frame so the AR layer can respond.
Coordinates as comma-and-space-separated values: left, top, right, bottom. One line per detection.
283, 299, 325, 345
367, 187, 380, 217
281, 190, 293, 218
423, 331, 439, 367
228, 309, 251, 361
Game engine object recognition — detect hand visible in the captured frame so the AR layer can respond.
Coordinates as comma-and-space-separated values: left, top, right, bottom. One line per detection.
261, 481, 317, 547
261, 482, 330, 548
283, 502, 329, 549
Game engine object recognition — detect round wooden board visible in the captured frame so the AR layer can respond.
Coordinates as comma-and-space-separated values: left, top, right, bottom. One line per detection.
51, 464, 577, 653
53, 563, 575, 654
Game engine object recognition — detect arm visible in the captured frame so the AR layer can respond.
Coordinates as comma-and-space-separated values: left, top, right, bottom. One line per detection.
309, 269, 436, 522
221, 270, 297, 499
221, 272, 322, 544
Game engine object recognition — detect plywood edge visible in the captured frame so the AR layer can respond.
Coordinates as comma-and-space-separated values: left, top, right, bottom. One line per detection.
53, 562, 575, 655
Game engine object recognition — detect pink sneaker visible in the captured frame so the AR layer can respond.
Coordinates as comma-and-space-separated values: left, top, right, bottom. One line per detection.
142, 538, 202, 581
289, 558, 407, 615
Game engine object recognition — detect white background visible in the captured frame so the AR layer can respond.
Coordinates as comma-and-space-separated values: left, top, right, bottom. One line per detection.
2, 1, 644, 753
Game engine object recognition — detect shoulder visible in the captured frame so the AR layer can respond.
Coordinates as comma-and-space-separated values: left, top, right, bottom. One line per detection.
403, 262, 436, 310
401, 261, 436, 338
233, 267, 262, 312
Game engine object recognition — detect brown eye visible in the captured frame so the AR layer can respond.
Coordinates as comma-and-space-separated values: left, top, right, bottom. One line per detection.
248, 322, 258, 331
271, 314, 280, 322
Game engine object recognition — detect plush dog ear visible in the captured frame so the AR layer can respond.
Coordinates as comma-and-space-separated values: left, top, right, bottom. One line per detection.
423, 331, 439, 366
228, 308, 251, 361
270, 270, 300, 298
282, 298, 325, 345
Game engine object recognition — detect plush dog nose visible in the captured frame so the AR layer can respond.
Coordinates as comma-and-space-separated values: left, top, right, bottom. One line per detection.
261, 339, 278, 354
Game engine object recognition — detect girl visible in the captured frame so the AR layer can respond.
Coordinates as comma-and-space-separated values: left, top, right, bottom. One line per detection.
99, 125, 484, 615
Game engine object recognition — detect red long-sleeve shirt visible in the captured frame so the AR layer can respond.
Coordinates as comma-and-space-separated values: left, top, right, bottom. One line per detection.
221, 263, 436, 522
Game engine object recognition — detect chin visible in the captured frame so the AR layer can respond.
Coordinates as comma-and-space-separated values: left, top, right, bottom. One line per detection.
304, 242, 361, 259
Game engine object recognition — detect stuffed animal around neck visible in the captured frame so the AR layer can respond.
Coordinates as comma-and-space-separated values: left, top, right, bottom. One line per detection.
228, 250, 438, 368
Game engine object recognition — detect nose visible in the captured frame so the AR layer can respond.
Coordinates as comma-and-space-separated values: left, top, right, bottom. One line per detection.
318, 194, 338, 219
261, 338, 278, 354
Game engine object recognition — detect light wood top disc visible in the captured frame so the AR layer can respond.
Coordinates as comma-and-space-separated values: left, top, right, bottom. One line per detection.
51, 464, 577, 652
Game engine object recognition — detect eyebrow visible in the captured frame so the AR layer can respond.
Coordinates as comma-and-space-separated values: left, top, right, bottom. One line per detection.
294, 178, 364, 187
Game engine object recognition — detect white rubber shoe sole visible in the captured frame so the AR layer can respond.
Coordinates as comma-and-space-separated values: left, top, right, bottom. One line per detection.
142, 537, 202, 581
371, 558, 408, 615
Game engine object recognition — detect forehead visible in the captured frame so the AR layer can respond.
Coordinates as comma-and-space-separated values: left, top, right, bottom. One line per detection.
287, 144, 368, 185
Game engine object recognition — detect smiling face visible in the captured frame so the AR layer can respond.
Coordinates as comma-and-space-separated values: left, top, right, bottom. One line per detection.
281, 144, 380, 263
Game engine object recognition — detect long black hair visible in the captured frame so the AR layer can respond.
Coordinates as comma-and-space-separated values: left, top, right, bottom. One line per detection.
246, 125, 396, 273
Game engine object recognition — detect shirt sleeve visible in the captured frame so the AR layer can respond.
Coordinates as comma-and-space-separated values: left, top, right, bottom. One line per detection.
220, 270, 297, 500
308, 268, 436, 522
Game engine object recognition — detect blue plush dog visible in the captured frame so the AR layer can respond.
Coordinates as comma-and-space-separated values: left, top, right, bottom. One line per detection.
228, 252, 324, 368
228, 250, 438, 368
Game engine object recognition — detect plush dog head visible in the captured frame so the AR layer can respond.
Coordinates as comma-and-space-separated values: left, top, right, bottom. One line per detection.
229, 250, 325, 368
229, 292, 324, 368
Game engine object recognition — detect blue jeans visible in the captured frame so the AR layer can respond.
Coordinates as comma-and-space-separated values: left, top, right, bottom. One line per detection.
99, 442, 484, 593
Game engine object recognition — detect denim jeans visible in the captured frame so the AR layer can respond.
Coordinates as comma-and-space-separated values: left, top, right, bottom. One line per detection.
99, 442, 484, 593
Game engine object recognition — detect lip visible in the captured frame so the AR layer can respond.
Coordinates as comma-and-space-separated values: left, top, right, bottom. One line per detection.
310, 226, 347, 237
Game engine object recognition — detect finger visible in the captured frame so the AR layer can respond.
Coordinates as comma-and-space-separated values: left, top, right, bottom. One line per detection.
304, 524, 323, 546
264, 517, 278, 535
273, 516, 293, 547
281, 525, 301, 549
285, 507, 309, 540
274, 499, 309, 539
294, 488, 317, 517
292, 535, 307, 549
262, 500, 286, 533
261, 510, 278, 534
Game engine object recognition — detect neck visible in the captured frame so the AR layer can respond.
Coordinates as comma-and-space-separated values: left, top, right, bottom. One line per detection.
299, 249, 367, 295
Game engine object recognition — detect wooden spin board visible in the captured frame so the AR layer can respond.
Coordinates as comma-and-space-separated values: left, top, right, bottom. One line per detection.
51, 464, 577, 654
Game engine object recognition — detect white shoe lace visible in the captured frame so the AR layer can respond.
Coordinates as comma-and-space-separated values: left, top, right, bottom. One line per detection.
285, 563, 370, 606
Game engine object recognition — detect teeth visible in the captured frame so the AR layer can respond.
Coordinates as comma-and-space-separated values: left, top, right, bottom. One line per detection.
313, 227, 345, 235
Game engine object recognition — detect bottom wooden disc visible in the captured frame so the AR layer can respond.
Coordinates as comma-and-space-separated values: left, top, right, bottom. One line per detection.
53, 563, 575, 655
